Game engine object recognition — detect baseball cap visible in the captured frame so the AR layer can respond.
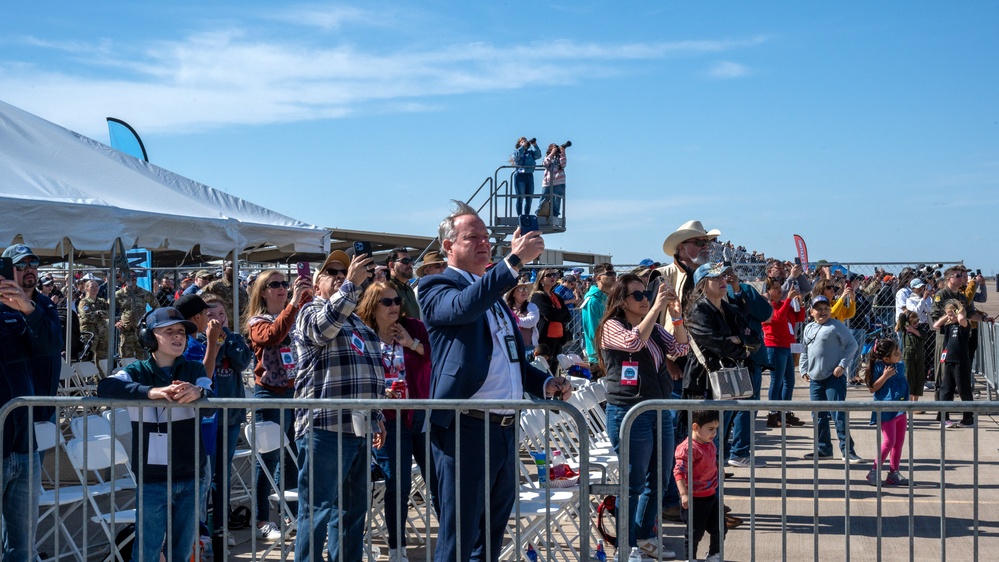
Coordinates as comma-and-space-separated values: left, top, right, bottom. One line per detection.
638, 258, 660, 269
195, 269, 213, 279
692, 262, 734, 286
144, 307, 196, 334
811, 295, 831, 308
2, 244, 38, 264
174, 294, 210, 320
910, 278, 926, 289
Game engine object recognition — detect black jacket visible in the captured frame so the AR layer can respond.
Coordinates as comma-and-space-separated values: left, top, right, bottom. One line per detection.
683, 297, 760, 398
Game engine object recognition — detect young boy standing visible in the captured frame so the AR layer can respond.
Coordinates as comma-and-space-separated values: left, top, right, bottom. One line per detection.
97, 307, 215, 562
674, 410, 725, 562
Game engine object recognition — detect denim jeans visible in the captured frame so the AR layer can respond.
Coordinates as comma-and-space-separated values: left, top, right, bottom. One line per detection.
767, 347, 795, 402
848, 328, 867, 380
212, 421, 243, 531
729, 363, 763, 459
540, 183, 566, 217
134, 478, 198, 562
809, 375, 855, 456
294, 429, 368, 562
2, 452, 40, 561
253, 385, 297, 523
372, 414, 435, 549
514, 172, 535, 215
606, 404, 674, 548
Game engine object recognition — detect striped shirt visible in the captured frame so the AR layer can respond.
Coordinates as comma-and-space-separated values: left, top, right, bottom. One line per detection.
293, 281, 385, 440
600, 318, 688, 372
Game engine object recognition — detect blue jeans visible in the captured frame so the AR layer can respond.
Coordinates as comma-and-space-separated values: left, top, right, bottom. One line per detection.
540, 183, 566, 217
729, 363, 763, 459
767, 347, 794, 402
212, 421, 243, 531
134, 478, 198, 562
253, 385, 297, 523
295, 430, 368, 562
372, 414, 435, 548
809, 375, 856, 456
606, 404, 674, 548
514, 172, 535, 215
848, 328, 866, 381
2, 452, 40, 561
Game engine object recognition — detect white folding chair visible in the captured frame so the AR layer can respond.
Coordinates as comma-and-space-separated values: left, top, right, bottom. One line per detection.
64, 436, 137, 562
244, 421, 298, 558
35, 422, 88, 562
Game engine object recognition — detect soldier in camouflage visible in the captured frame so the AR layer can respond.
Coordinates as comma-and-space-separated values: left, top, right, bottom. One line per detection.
78, 279, 111, 362
114, 273, 159, 359
199, 263, 248, 330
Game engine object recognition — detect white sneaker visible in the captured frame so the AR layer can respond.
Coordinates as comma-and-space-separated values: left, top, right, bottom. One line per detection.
705, 554, 721, 562
228, 535, 236, 547
388, 548, 410, 562
637, 538, 676, 559
727, 456, 766, 468
256, 521, 284, 540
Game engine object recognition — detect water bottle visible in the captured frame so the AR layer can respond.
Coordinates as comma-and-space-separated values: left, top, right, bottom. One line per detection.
628, 546, 642, 561
595, 539, 607, 562
551, 449, 568, 479
526, 542, 538, 562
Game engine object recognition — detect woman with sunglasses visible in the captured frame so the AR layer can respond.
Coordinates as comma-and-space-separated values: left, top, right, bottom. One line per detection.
596, 272, 687, 559
504, 275, 540, 356
812, 278, 856, 323
356, 282, 433, 562
243, 268, 313, 540
531, 268, 572, 369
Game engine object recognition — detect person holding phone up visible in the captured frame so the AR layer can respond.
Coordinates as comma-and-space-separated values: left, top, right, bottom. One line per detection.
596, 272, 688, 559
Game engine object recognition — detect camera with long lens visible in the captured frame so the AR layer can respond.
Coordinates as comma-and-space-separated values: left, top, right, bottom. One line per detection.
561, 140, 572, 149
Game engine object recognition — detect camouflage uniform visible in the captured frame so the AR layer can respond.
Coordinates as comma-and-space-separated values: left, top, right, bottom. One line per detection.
115, 285, 159, 359
78, 296, 111, 361
200, 278, 248, 330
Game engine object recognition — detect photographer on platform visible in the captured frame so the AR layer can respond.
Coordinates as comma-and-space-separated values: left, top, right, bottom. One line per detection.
540, 141, 570, 218
511, 136, 542, 215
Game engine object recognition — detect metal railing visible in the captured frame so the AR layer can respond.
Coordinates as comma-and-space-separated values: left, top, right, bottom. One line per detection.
977, 322, 998, 399
4, 389, 998, 561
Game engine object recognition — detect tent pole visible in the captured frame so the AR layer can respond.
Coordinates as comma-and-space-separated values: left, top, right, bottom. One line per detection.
107, 242, 118, 368
232, 245, 241, 332
64, 243, 74, 363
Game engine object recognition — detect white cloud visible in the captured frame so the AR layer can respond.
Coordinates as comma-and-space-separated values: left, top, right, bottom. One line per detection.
707, 60, 751, 79
1, 26, 766, 136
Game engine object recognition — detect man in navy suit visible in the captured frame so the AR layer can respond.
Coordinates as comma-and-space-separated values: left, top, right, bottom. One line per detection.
419, 201, 571, 562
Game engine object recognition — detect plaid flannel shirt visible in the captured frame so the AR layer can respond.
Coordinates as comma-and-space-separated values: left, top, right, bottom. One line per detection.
293, 281, 385, 440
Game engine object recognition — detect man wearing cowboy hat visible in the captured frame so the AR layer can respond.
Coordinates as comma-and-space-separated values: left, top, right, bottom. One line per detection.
650, 220, 721, 331
416, 251, 447, 279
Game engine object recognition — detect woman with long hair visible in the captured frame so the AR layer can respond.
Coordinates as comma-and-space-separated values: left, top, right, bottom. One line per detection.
356, 282, 434, 562
531, 268, 572, 368
243, 268, 312, 539
596, 273, 687, 559
504, 275, 540, 355
812, 278, 856, 323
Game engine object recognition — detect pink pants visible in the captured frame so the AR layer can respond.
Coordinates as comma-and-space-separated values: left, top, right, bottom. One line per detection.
878, 414, 907, 471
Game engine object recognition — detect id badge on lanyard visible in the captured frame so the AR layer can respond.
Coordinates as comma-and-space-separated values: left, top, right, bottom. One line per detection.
504, 335, 520, 362
621, 361, 639, 386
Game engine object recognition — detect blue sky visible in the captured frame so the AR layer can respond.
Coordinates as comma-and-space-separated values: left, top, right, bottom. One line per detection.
3, 2, 997, 269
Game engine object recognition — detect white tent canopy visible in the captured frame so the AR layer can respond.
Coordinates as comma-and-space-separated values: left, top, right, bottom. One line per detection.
0, 99, 329, 259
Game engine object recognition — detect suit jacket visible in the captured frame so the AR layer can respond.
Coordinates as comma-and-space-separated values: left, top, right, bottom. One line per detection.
419, 264, 549, 428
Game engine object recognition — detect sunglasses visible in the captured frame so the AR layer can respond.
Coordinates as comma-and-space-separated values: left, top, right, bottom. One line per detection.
266, 280, 290, 289
826, 286, 840, 291
379, 297, 403, 307
327, 267, 347, 277
600, 271, 617, 277
543, 273, 558, 278
395, 258, 413, 265
628, 290, 653, 302
13, 260, 40, 271
685, 239, 710, 248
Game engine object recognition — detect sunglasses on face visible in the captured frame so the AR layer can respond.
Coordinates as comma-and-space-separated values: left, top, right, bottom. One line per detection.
543, 273, 558, 278
13, 260, 40, 271
266, 280, 290, 289
395, 258, 413, 265
600, 271, 617, 277
826, 286, 840, 291
685, 239, 710, 248
628, 290, 653, 302
327, 267, 347, 277
379, 297, 403, 307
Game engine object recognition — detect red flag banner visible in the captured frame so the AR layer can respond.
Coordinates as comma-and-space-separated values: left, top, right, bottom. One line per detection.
793, 234, 809, 271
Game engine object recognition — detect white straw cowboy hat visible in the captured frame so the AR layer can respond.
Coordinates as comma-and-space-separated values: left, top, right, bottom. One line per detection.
661, 220, 721, 257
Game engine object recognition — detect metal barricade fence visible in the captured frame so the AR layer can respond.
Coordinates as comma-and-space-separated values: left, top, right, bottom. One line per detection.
978, 322, 998, 399
0, 396, 592, 562
4, 393, 998, 561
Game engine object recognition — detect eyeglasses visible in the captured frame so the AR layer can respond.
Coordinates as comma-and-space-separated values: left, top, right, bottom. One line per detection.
395, 258, 413, 265
266, 280, 290, 289
379, 297, 403, 307
628, 290, 653, 302
684, 239, 710, 248
327, 268, 347, 277
13, 260, 40, 271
